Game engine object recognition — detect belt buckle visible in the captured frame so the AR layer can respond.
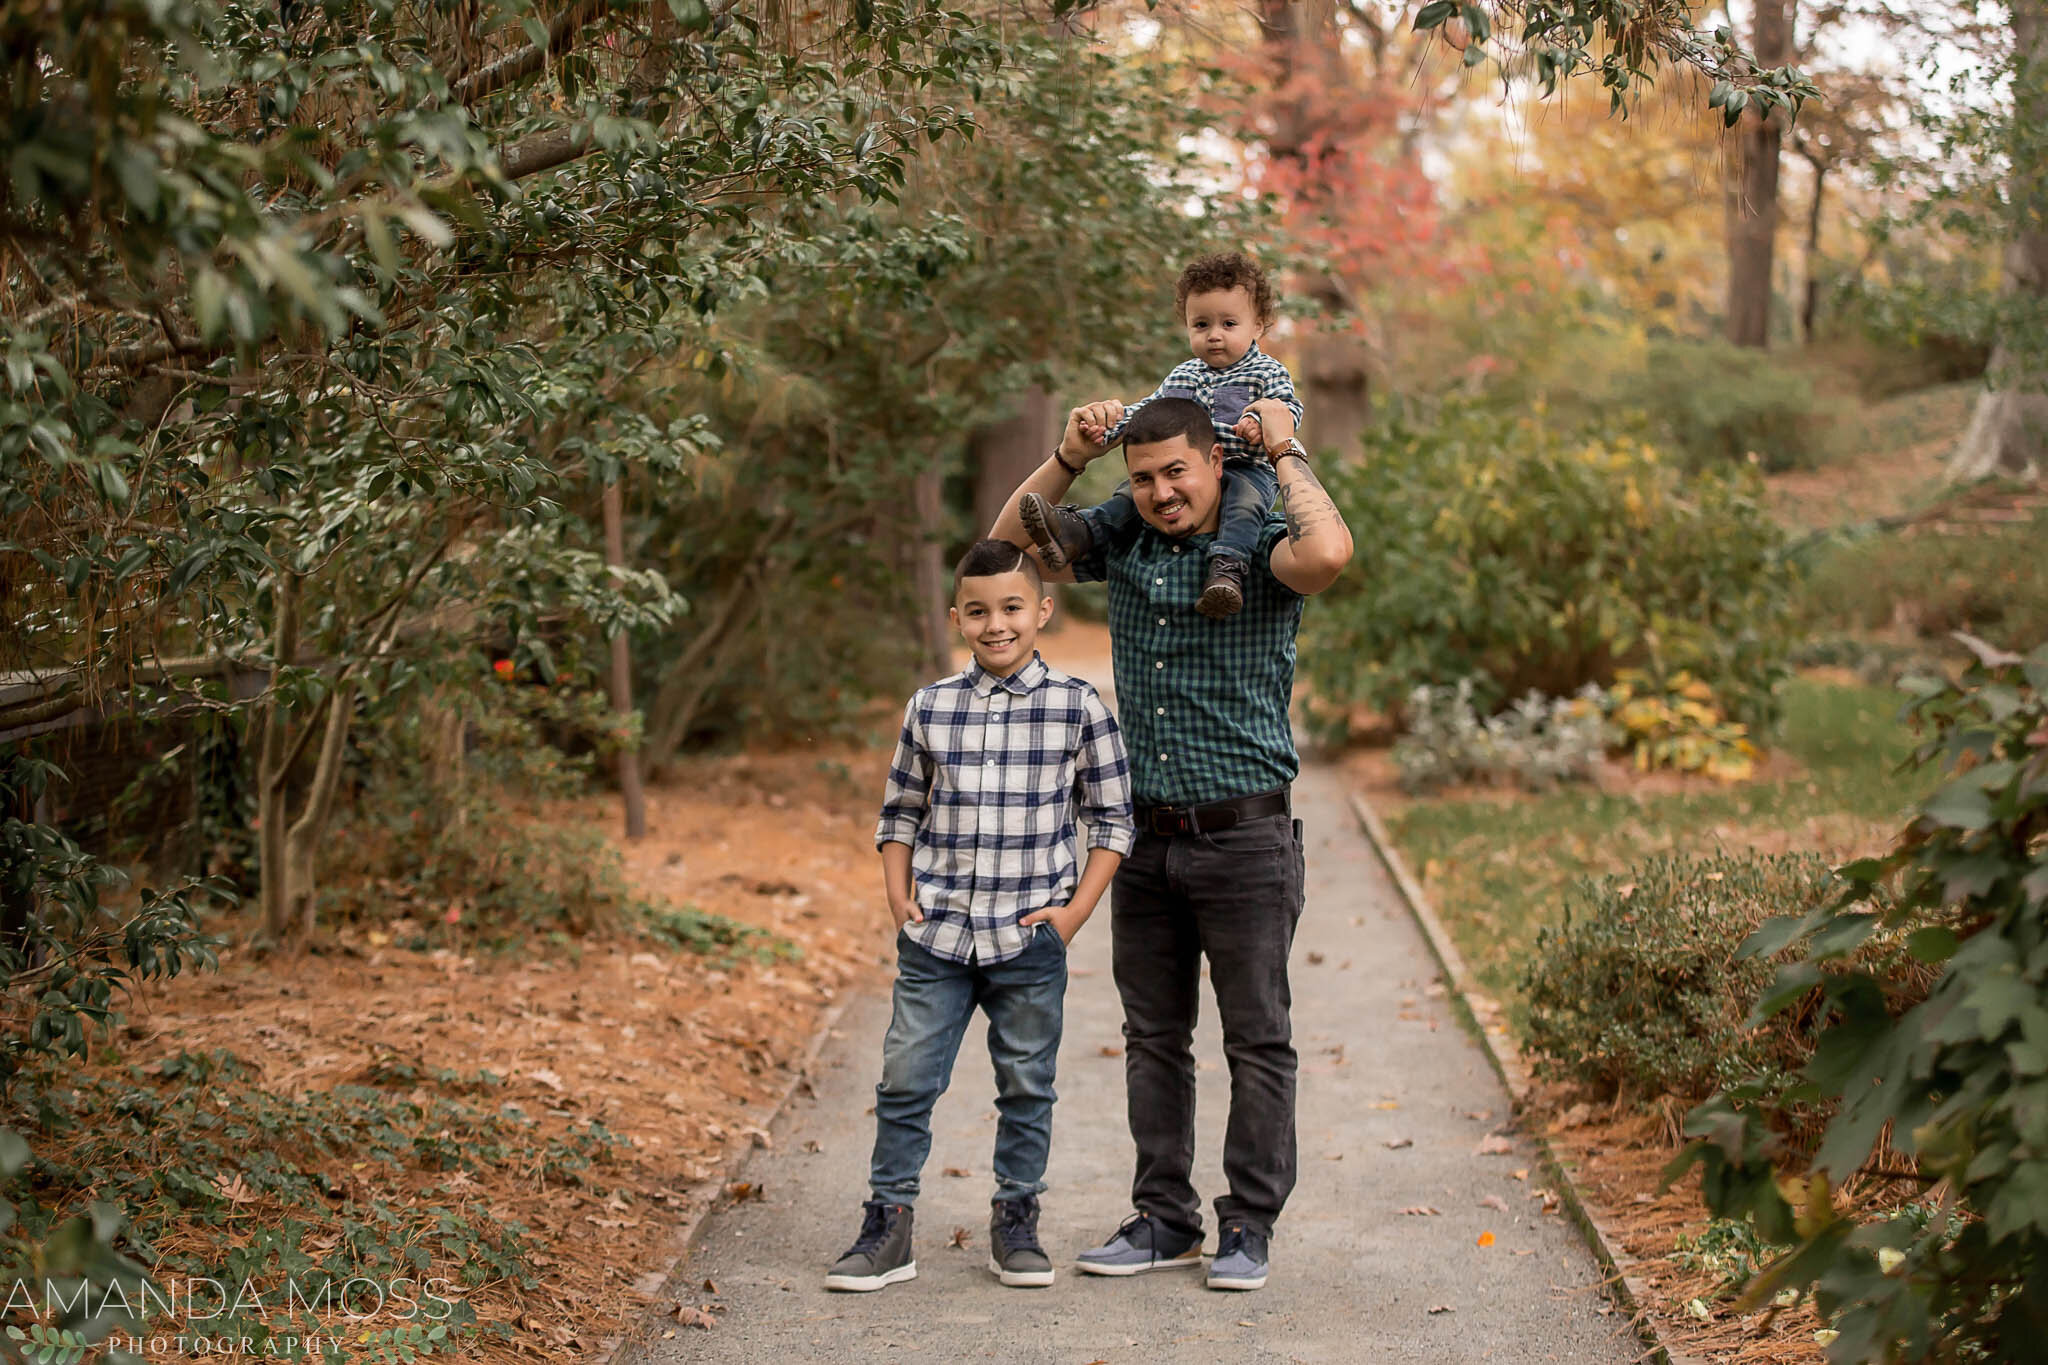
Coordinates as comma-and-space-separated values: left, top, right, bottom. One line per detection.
1150, 806, 1186, 837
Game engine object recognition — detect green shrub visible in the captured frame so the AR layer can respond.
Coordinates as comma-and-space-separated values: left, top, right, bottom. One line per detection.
1796, 508, 2048, 649
1523, 852, 1858, 1104
1612, 338, 1847, 473
1303, 404, 1796, 734
1673, 638, 2048, 1362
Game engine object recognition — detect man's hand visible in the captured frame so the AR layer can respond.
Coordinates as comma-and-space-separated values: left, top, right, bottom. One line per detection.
1019, 902, 1090, 945
1244, 399, 1295, 448
889, 896, 923, 931
1062, 401, 1125, 462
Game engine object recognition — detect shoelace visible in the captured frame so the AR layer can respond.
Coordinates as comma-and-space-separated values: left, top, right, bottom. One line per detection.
1215, 1223, 1252, 1260
847, 1202, 894, 1256
996, 1201, 1041, 1253
1112, 1210, 1153, 1243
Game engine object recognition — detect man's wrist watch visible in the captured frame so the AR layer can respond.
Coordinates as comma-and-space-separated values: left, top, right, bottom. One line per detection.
1271, 437, 1310, 465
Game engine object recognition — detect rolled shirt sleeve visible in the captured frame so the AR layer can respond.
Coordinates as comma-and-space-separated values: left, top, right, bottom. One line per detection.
1075, 689, 1136, 855
874, 697, 931, 849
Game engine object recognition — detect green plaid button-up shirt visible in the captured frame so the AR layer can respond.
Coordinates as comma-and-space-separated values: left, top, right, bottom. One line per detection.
1073, 514, 1303, 805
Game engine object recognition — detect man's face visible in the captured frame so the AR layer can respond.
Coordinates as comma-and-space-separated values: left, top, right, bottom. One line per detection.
1183, 284, 1264, 369
950, 570, 1052, 677
1124, 436, 1225, 539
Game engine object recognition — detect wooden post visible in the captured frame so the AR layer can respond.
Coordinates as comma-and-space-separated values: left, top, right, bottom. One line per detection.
602, 480, 648, 840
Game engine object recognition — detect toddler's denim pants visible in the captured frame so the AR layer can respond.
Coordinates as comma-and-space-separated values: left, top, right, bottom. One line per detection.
867, 923, 1068, 1206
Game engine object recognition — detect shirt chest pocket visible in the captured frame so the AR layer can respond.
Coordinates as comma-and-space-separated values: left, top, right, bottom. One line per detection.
1209, 383, 1254, 428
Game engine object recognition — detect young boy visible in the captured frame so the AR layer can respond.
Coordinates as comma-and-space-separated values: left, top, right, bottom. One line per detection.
825, 539, 1135, 1293
1018, 252, 1303, 620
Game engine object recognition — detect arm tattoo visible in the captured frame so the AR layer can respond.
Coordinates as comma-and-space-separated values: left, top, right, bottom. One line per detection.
1278, 458, 1335, 545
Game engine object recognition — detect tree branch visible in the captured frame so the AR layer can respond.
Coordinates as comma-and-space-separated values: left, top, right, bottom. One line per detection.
452, 0, 618, 106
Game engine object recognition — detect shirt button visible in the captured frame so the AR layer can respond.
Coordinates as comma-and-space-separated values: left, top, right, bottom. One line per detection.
1173, 545, 1183, 554
1154, 660, 1164, 670
1154, 577, 1164, 585
985, 759, 995, 767
1157, 617, 1166, 626
1159, 754, 1169, 763
1155, 706, 1165, 715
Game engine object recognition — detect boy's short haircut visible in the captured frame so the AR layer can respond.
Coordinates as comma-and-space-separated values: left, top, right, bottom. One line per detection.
1176, 252, 1276, 326
953, 538, 1044, 597
1121, 396, 1217, 454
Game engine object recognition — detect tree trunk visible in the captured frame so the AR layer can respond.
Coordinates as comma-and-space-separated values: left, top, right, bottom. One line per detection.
258, 573, 302, 940
601, 480, 647, 839
1725, 0, 1795, 349
911, 465, 950, 678
971, 387, 1057, 538
1800, 163, 1826, 343
1950, 0, 2048, 482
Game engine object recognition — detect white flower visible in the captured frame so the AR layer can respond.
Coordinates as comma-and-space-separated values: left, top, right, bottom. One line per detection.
1815, 1329, 1840, 1346
1877, 1247, 1907, 1275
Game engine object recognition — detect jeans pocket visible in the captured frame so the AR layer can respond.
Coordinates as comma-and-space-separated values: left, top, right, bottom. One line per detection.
1200, 813, 1289, 855
1035, 921, 1069, 955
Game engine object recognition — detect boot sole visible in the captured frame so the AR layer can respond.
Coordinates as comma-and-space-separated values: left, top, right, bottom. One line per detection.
824, 1262, 918, 1292
1196, 582, 1244, 619
986, 1255, 1055, 1288
1074, 1251, 1204, 1276
1018, 496, 1071, 572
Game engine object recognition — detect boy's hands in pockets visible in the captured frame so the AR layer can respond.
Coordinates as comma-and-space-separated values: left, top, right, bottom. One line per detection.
889, 896, 923, 930
1019, 903, 1088, 946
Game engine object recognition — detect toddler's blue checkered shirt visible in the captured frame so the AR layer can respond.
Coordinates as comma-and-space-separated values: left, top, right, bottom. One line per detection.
875, 655, 1135, 965
1106, 342, 1304, 459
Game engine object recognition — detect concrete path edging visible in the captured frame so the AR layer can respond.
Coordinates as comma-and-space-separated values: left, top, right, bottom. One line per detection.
601, 996, 853, 1365
1346, 791, 1709, 1365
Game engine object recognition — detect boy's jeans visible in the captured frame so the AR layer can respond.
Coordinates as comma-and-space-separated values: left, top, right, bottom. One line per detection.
868, 924, 1068, 1206
1110, 809, 1305, 1241
1077, 455, 1279, 563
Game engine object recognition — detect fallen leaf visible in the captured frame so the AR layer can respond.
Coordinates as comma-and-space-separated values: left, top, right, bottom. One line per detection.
1511, 1168, 1529, 1182
1322, 1152, 1344, 1161
1427, 1304, 1453, 1315
1478, 1194, 1509, 1213
1476, 1231, 1495, 1248
1400, 1205, 1441, 1217
1236, 1319, 1254, 1327
671, 1305, 717, 1329
1474, 1135, 1513, 1156
1306, 952, 1325, 965
527, 1068, 564, 1093
724, 1182, 764, 1203
948, 1226, 970, 1249
1098, 1045, 1124, 1058
701, 1279, 718, 1294
1372, 1100, 1400, 1111
942, 1166, 971, 1178
742, 1126, 773, 1150
1688, 1298, 1711, 1321
1384, 1137, 1413, 1150
1463, 1109, 1494, 1122
213, 1174, 256, 1204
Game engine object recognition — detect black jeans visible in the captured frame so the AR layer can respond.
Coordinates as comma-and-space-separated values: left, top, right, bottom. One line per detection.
1110, 808, 1306, 1241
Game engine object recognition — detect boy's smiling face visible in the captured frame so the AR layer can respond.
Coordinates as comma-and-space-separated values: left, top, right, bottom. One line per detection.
951, 570, 1053, 677
1183, 284, 1265, 370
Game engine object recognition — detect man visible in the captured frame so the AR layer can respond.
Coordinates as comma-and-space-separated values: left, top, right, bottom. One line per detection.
990, 393, 1354, 1292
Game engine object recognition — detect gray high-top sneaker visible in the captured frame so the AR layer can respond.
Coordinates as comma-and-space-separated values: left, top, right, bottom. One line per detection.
987, 1195, 1054, 1288
1205, 1221, 1269, 1291
1074, 1210, 1203, 1276
824, 1200, 916, 1292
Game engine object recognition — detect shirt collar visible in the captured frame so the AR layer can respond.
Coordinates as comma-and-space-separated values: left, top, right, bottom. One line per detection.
1206, 340, 1265, 375
967, 652, 1048, 697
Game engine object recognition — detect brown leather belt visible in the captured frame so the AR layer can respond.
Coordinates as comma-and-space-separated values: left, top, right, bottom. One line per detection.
1134, 788, 1291, 837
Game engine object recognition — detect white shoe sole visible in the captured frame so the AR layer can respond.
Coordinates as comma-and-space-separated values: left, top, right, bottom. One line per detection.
1074, 1252, 1204, 1277
1205, 1271, 1268, 1290
986, 1255, 1055, 1287
824, 1261, 918, 1292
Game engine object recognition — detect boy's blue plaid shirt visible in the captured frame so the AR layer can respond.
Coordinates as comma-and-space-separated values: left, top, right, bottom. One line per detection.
875, 655, 1136, 965
1105, 341, 1304, 458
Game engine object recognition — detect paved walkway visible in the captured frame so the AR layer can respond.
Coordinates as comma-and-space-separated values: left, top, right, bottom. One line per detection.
629, 759, 1634, 1364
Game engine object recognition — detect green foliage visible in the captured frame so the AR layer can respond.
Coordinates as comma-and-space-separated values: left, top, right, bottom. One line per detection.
1671, 637, 2048, 1362
1522, 852, 1897, 1105
1301, 404, 1796, 733
0, 753, 223, 1095
1611, 339, 1846, 473
635, 904, 794, 967
0, 1044, 628, 1358
1673, 1217, 1795, 1301
1392, 679, 1610, 794
1797, 508, 2048, 650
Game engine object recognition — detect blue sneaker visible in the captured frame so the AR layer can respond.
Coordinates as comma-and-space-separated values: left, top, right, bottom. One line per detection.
1205, 1222, 1269, 1290
1075, 1211, 1204, 1276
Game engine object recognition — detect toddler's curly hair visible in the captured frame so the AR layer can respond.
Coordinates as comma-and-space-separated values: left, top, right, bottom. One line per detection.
1174, 253, 1276, 326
